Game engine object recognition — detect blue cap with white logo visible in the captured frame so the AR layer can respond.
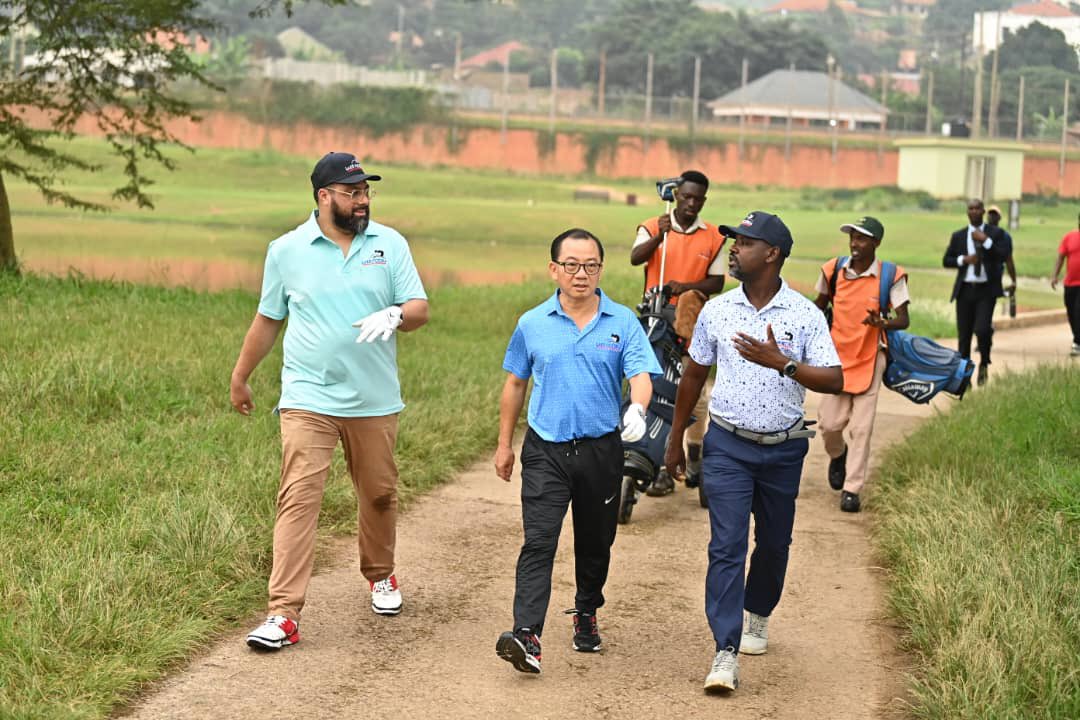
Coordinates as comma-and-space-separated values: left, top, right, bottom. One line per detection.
718, 211, 794, 257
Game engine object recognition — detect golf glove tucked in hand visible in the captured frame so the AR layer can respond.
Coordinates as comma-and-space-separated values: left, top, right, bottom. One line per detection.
353, 305, 403, 343
620, 403, 647, 443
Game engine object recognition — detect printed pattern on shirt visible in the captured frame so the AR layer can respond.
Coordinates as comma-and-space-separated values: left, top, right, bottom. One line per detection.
689, 281, 840, 433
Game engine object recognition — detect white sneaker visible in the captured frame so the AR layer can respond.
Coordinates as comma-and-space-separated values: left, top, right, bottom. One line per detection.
704, 646, 739, 691
740, 611, 769, 655
246, 615, 299, 651
1071, 343, 1080, 357
371, 574, 403, 615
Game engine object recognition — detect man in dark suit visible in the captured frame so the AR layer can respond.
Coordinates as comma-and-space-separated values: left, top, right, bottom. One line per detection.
943, 198, 1011, 386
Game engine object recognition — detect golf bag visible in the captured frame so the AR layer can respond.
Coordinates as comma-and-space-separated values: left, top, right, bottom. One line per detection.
618, 288, 694, 523
830, 257, 974, 404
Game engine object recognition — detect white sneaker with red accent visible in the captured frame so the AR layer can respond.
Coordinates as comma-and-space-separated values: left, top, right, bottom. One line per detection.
246, 615, 299, 651
371, 574, 403, 615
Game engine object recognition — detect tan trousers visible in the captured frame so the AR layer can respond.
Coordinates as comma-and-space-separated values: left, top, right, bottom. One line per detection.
681, 353, 709, 448
818, 351, 886, 495
268, 409, 399, 620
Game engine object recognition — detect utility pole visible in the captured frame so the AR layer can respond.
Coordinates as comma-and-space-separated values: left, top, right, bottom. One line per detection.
972, 15, 984, 138
738, 57, 748, 159
785, 63, 794, 161
988, 15, 1001, 137
826, 54, 837, 162
1061, 78, 1070, 181
879, 70, 888, 160
597, 48, 606, 117
395, 4, 405, 69
452, 32, 461, 81
500, 56, 510, 145
1016, 75, 1025, 140
925, 70, 935, 136
644, 53, 654, 154
690, 55, 701, 143
549, 48, 558, 135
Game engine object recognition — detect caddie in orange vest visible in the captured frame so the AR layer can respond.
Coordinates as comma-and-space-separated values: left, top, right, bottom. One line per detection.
630, 170, 726, 497
812, 216, 910, 513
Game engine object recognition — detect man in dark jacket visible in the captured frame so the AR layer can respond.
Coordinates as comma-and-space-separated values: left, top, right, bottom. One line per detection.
943, 198, 1011, 386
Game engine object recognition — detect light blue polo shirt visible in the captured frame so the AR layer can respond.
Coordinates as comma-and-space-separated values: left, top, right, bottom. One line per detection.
257, 212, 427, 417
503, 289, 661, 442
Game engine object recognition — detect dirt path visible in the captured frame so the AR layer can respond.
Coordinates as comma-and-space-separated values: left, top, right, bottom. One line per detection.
121, 324, 1073, 720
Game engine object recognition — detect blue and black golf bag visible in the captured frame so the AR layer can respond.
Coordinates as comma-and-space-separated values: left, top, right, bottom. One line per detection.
617, 288, 693, 523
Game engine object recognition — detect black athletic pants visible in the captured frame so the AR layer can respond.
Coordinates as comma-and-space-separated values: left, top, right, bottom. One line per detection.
1066, 286, 1080, 346
956, 282, 997, 365
512, 428, 622, 636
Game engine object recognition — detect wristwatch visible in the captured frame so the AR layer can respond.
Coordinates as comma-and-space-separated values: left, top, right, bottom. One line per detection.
781, 359, 798, 378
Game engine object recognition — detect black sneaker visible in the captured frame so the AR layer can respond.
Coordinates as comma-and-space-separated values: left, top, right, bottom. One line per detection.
840, 491, 861, 513
496, 628, 542, 674
646, 469, 675, 497
828, 447, 847, 491
566, 609, 602, 652
684, 469, 701, 488
977, 364, 989, 386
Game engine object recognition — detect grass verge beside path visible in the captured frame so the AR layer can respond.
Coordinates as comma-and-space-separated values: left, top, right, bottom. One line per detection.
874, 365, 1080, 720
0, 273, 552, 719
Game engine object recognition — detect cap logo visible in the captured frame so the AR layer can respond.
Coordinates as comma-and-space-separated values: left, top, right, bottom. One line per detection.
740, 213, 755, 227
859, 217, 868, 225
344, 159, 362, 174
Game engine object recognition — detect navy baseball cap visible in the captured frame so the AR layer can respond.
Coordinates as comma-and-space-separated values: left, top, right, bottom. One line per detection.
719, 211, 794, 257
310, 152, 382, 190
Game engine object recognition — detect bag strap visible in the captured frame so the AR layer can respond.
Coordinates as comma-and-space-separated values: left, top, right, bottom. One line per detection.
828, 256, 849, 301
878, 261, 896, 316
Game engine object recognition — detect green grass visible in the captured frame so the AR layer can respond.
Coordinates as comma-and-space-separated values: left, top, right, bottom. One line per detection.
0, 272, 578, 719
874, 365, 1080, 720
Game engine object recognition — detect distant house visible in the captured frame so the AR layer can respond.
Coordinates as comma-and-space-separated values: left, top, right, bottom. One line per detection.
707, 69, 888, 130
276, 27, 338, 62
763, 0, 859, 15
459, 41, 527, 71
893, 0, 934, 20
972, 0, 1080, 55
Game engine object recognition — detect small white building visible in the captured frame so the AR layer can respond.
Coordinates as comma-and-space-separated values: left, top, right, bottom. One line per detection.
972, 0, 1080, 56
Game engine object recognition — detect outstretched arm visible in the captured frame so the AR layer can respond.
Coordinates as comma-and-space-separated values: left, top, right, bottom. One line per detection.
494, 373, 529, 482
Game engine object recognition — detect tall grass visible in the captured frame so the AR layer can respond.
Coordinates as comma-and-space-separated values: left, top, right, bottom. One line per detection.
874, 365, 1080, 720
0, 272, 560, 719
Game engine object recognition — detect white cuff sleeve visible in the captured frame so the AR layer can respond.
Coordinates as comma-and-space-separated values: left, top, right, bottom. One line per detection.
982, 238, 993, 250
957, 256, 965, 267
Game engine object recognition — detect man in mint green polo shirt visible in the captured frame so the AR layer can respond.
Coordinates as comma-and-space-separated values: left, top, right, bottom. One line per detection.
230, 152, 429, 651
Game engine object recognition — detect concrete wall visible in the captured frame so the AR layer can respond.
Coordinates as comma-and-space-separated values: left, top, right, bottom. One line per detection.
19, 107, 1079, 196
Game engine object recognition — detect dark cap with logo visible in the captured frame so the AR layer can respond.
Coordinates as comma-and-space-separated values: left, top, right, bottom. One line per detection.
718, 211, 794, 257
840, 216, 885, 241
310, 152, 382, 190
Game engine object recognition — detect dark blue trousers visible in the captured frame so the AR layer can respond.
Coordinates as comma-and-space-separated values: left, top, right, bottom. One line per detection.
701, 421, 808, 652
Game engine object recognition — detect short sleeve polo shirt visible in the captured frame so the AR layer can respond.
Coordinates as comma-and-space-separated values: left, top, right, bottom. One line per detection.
258, 212, 427, 417
689, 280, 840, 433
503, 289, 662, 442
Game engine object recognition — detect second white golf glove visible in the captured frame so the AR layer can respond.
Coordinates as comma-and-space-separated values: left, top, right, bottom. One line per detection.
620, 402, 647, 443
353, 305, 403, 343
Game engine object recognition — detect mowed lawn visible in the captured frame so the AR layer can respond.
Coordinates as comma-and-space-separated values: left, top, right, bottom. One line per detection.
9, 137, 1074, 338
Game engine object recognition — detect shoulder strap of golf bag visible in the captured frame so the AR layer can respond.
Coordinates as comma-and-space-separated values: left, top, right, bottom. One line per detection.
828, 256, 849, 301
878, 261, 896, 316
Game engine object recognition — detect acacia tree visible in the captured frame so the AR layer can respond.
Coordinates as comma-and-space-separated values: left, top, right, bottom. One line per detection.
0, 0, 344, 274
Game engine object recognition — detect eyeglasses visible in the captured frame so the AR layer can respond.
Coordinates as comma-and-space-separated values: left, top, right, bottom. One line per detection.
325, 186, 375, 201
555, 261, 603, 275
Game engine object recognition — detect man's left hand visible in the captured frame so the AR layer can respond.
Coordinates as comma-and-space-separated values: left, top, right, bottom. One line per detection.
733, 324, 787, 371
862, 309, 887, 329
353, 306, 404, 343
665, 281, 690, 296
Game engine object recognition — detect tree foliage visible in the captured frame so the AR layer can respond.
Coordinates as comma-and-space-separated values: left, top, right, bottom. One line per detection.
990, 22, 1080, 75
0, 0, 219, 271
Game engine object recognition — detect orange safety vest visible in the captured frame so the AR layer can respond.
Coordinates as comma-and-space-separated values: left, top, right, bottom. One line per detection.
823, 257, 907, 394
639, 216, 726, 306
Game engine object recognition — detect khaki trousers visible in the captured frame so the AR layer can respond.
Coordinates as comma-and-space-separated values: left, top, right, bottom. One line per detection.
681, 354, 709, 448
818, 351, 886, 495
268, 409, 399, 620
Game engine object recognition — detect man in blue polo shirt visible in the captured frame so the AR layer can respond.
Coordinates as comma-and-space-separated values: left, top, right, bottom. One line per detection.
666, 211, 842, 693
494, 228, 661, 675
230, 152, 429, 651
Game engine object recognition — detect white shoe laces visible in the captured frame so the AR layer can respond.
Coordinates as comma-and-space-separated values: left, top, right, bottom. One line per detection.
712, 647, 737, 673
746, 613, 768, 637
372, 578, 396, 593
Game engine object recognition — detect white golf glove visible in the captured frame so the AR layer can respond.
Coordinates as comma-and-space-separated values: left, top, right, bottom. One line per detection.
353, 305, 403, 343
620, 403, 647, 443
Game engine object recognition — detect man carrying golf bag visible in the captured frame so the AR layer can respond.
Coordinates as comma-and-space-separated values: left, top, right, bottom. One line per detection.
630, 171, 726, 497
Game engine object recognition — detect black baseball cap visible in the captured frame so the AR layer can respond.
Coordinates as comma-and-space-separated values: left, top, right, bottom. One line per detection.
310, 152, 382, 190
840, 216, 885, 241
719, 211, 794, 257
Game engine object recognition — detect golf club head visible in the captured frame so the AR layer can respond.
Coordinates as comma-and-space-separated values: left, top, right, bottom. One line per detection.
655, 177, 680, 202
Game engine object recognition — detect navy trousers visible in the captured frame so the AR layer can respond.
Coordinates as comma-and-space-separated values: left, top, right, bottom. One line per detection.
701, 421, 808, 652
512, 428, 622, 636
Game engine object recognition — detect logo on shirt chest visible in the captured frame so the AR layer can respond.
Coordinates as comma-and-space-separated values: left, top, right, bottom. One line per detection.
595, 333, 622, 352
775, 328, 796, 356
362, 249, 387, 266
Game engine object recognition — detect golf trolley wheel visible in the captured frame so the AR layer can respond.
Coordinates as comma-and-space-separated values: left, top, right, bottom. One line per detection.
617, 476, 637, 524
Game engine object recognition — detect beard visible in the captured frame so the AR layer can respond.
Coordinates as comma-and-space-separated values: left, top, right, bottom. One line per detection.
330, 200, 369, 236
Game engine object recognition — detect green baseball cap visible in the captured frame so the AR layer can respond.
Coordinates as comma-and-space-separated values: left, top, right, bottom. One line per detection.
840, 216, 885, 241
